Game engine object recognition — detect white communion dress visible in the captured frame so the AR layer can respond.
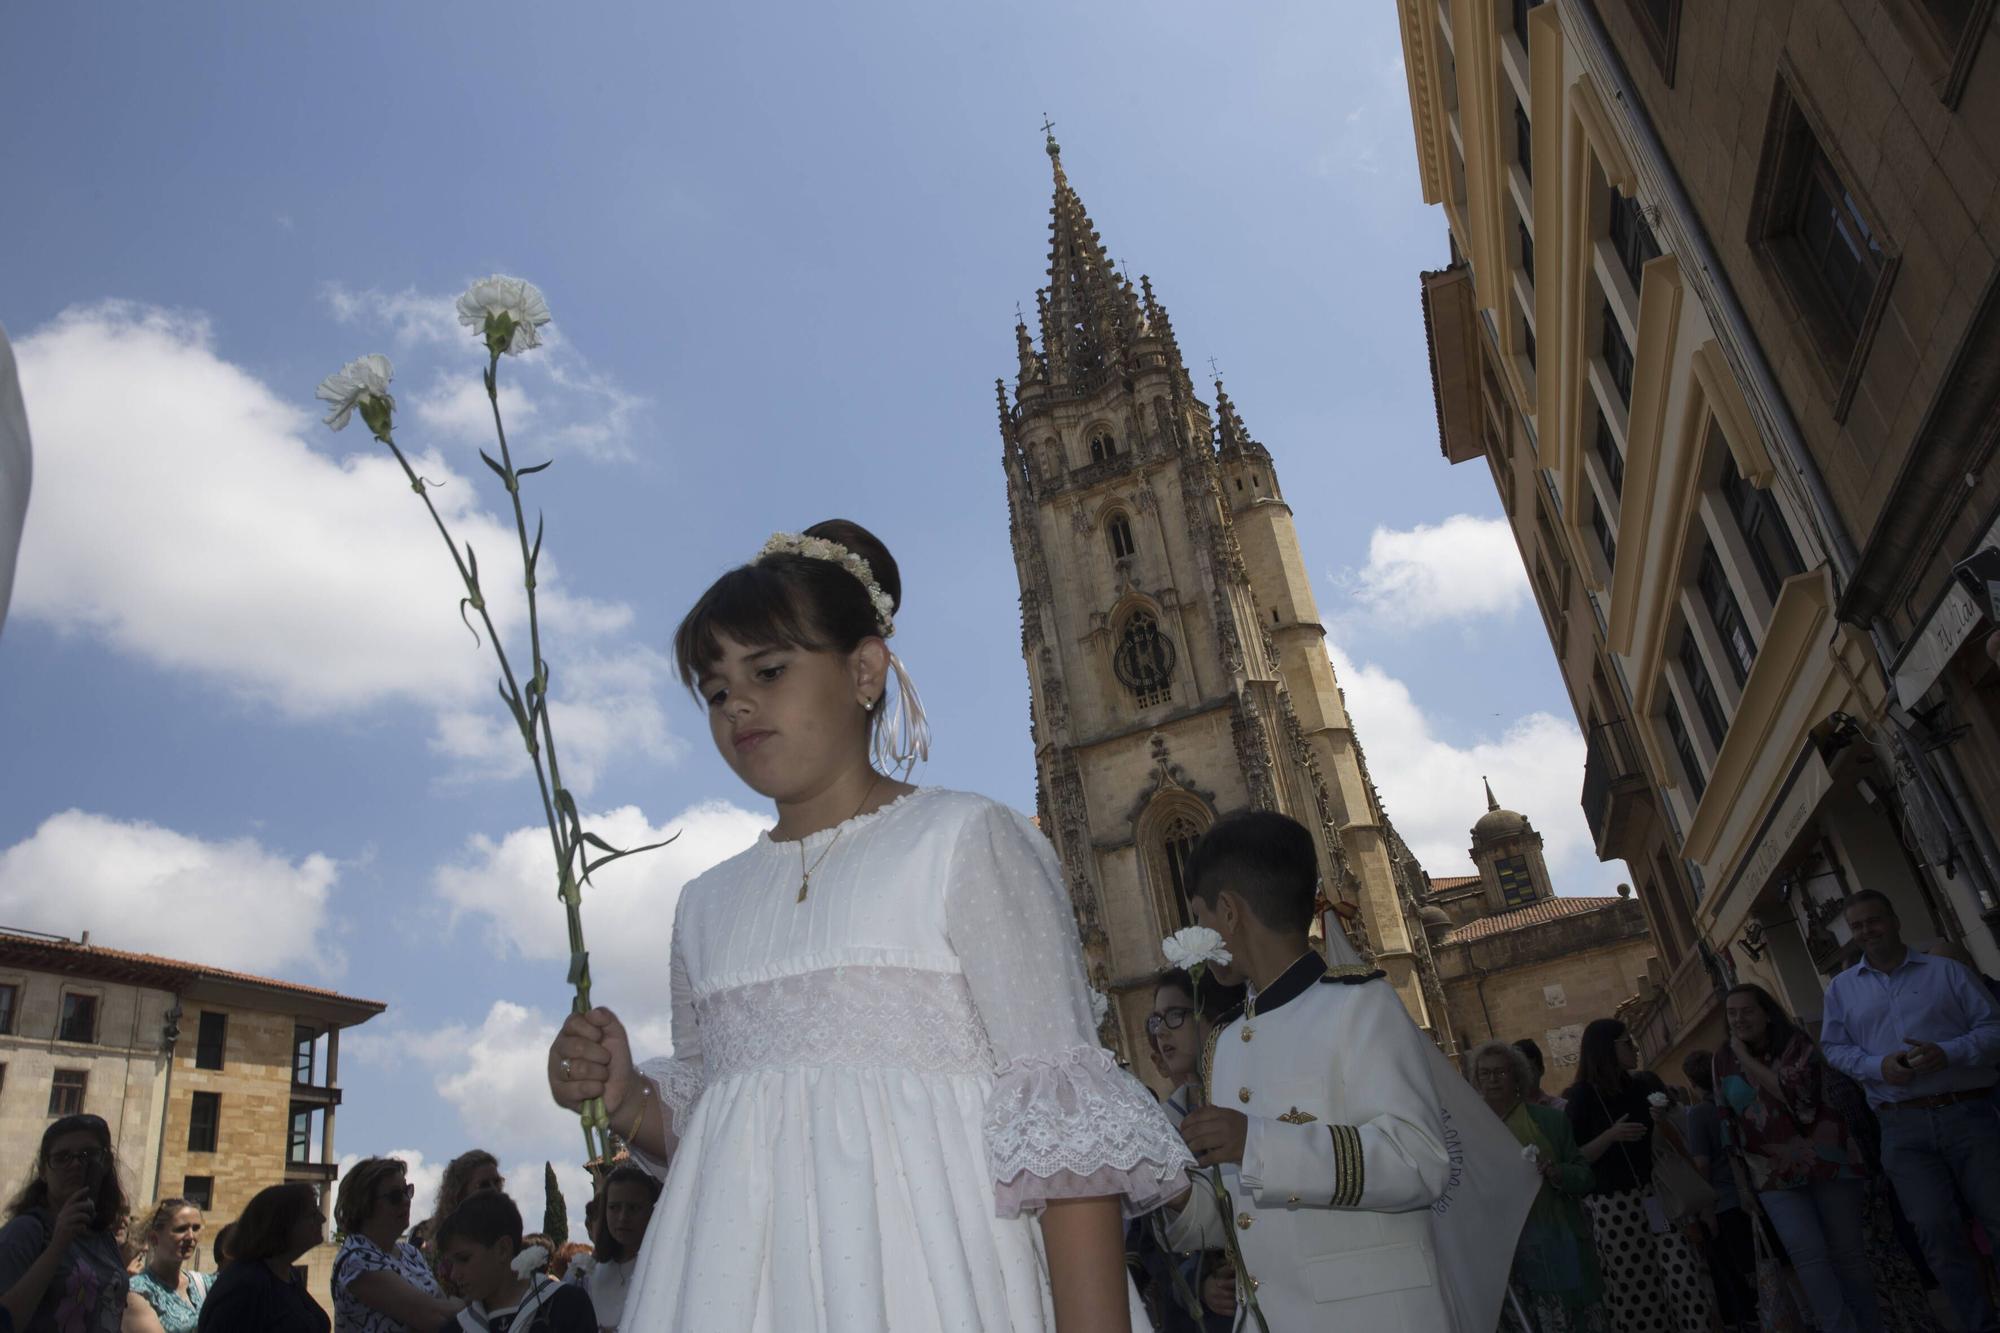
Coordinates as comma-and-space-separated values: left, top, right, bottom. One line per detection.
620, 787, 1191, 1331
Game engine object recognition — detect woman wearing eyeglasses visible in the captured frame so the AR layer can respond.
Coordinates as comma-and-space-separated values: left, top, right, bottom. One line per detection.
0, 1112, 133, 1332
329, 1159, 459, 1333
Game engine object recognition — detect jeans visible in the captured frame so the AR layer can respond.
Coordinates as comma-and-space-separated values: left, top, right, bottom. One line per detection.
1879, 1097, 2000, 1333
1756, 1178, 1880, 1333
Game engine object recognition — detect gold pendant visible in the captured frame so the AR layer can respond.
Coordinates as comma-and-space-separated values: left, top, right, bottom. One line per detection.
797, 875, 810, 903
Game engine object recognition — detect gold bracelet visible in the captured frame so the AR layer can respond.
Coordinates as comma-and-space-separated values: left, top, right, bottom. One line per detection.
624, 1082, 652, 1143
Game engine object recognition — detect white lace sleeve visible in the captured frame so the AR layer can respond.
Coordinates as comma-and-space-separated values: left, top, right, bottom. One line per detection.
624, 911, 705, 1179
946, 799, 1192, 1219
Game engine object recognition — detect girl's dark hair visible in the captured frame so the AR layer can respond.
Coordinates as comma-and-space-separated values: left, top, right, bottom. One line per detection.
1570, 1018, 1634, 1099
435, 1190, 523, 1253
211, 1221, 238, 1267
1155, 966, 1245, 1022
8, 1114, 126, 1231
593, 1166, 663, 1264
1682, 1049, 1716, 1094
1724, 983, 1805, 1058
229, 1183, 320, 1263
672, 519, 901, 690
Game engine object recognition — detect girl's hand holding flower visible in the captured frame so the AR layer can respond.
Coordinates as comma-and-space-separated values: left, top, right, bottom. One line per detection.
1179, 1106, 1249, 1168
548, 1007, 638, 1120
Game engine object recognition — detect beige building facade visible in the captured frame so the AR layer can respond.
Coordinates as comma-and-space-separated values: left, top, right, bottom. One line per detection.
0, 928, 382, 1312
1396, 0, 2000, 1075
997, 132, 1454, 1061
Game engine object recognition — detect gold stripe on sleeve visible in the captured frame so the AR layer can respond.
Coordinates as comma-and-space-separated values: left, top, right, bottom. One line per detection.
1328, 1123, 1364, 1207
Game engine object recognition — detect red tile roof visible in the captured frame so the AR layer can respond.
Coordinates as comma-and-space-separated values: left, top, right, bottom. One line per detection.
1428, 875, 1483, 893
0, 929, 386, 1013
1439, 896, 1624, 945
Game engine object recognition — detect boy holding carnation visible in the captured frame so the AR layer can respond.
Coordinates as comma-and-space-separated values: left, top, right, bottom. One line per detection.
431, 1192, 595, 1333
1165, 810, 1457, 1331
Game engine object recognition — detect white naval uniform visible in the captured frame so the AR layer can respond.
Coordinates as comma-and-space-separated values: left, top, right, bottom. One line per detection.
1167, 953, 1453, 1332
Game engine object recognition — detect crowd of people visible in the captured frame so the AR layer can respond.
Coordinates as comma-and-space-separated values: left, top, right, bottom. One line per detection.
1448, 887, 2000, 1333
0, 1127, 657, 1332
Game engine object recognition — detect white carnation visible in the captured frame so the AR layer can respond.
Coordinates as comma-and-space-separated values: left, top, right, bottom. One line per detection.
457, 275, 552, 354
511, 1244, 549, 1277
1162, 926, 1231, 971
1088, 987, 1110, 1028
1521, 1144, 1540, 1164
315, 353, 394, 431
1648, 1091, 1670, 1109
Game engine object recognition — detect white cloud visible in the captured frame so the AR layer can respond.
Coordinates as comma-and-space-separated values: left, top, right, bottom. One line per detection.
432, 798, 770, 1004
1345, 514, 1529, 627
1327, 643, 1624, 893
11, 302, 668, 793
323, 282, 646, 462
0, 810, 338, 977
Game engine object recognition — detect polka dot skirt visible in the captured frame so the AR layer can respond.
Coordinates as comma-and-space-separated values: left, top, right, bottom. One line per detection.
1581, 1188, 1717, 1332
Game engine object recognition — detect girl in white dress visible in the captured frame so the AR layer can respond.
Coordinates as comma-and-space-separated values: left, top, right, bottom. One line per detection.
546, 520, 1192, 1332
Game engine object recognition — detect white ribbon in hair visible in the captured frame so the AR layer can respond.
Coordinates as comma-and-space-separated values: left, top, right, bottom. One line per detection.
873, 649, 932, 778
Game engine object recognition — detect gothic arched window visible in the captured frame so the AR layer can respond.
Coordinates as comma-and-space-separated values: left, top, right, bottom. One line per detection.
1088, 428, 1117, 462
1162, 813, 1202, 922
1113, 611, 1175, 708
1107, 514, 1135, 560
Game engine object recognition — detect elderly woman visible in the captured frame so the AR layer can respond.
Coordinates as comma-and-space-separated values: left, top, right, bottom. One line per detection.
1469, 1040, 1608, 1333
330, 1158, 459, 1333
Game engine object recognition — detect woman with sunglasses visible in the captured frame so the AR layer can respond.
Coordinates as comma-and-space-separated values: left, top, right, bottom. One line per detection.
329, 1159, 458, 1333
0, 1113, 133, 1332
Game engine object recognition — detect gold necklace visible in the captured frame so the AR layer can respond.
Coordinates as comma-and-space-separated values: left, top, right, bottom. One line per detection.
796, 772, 886, 903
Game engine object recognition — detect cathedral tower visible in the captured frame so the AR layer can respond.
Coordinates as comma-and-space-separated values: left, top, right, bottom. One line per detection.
997, 132, 1447, 1058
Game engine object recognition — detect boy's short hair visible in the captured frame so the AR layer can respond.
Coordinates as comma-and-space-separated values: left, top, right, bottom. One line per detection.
1185, 810, 1319, 935
435, 1190, 524, 1253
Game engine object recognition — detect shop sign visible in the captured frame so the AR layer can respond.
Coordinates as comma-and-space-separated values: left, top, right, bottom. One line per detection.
1893, 580, 1984, 709
1723, 748, 1834, 910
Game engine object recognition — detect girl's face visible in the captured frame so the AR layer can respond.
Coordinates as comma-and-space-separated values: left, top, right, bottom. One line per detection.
1612, 1031, 1640, 1071
1149, 985, 1205, 1083
699, 632, 879, 802
41, 1130, 104, 1203
604, 1183, 654, 1254
1725, 993, 1769, 1045
464, 1162, 504, 1198
151, 1207, 202, 1267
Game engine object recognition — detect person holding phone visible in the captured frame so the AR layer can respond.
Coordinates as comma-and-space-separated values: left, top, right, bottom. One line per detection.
1821, 890, 2000, 1333
0, 1113, 133, 1331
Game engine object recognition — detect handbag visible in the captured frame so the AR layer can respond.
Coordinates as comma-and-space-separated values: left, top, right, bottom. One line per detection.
1751, 1207, 1810, 1333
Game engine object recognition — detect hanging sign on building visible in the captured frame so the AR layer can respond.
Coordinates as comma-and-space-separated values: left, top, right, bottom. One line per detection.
1893, 579, 1985, 709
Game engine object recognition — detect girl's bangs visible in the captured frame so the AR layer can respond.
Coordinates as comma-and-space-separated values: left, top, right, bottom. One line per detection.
674, 565, 829, 690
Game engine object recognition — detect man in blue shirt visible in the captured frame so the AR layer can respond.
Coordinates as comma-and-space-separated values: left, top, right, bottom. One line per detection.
1821, 889, 2000, 1333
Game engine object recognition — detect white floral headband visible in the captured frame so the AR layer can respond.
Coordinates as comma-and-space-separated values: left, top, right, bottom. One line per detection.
752, 531, 930, 775
756, 532, 897, 638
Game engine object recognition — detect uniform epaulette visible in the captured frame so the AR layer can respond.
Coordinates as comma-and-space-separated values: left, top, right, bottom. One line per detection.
1318, 965, 1387, 984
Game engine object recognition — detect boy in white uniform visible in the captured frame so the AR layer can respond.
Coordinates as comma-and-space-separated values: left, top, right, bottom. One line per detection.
1167, 810, 1455, 1331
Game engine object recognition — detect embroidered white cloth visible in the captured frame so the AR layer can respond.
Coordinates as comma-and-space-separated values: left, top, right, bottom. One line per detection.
622, 788, 1189, 1331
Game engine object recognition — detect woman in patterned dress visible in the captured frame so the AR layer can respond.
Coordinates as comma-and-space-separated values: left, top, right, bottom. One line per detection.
330, 1158, 460, 1333
1565, 1019, 1718, 1333
129, 1198, 210, 1332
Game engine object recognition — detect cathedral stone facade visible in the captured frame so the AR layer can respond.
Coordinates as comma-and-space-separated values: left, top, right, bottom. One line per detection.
995, 133, 1451, 1066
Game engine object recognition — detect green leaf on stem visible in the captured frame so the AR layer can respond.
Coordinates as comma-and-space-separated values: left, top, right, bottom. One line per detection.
458, 599, 482, 646
582, 832, 680, 883
518, 459, 553, 478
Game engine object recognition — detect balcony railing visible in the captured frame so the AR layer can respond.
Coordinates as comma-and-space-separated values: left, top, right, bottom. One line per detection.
1582, 717, 1652, 858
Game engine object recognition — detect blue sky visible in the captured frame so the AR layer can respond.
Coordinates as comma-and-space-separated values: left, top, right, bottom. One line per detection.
0, 2, 1623, 1218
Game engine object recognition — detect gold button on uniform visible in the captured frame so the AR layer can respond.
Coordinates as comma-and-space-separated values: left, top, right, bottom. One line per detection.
1237, 1212, 1254, 1230
1241, 1026, 1254, 1041
1238, 1087, 1252, 1104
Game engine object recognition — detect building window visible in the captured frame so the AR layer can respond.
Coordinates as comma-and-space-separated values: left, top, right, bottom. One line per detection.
1624, 0, 1682, 84
48, 1070, 86, 1117
194, 1012, 227, 1071
1697, 546, 1757, 686
1511, 0, 1543, 49
1162, 814, 1203, 923
293, 1026, 317, 1085
0, 984, 15, 1036
181, 1177, 214, 1212
1608, 190, 1662, 296
1087, 429, 1117, 463
57, 994, 97, 1045
1591, 500, 1618, 570
1107, 515, 1135, 560
1113, 612, 1176, 709
1494, 854, 1538, 908
1518, 218, 1536, 287
289, 1108, 314, 1164
1513, 101, 1533, 183
1749, 79, 1893, 402
1678, 631, 1730, 749
1522, 316, 1537, 372
1594, 415, 1625, 498
188, 1092, 220, 1153
1664, 697, 1707, 801
1600, 301, 1635, 407
1719, 455, 1804, 602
